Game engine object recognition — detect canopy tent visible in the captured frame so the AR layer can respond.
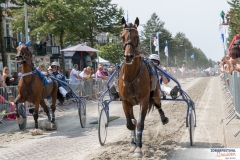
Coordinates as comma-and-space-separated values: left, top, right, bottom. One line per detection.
97, 56, 110, 65
61, 44, 100, 52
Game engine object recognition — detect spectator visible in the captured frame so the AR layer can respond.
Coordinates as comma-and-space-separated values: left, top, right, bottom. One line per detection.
47, 66, 53, 74
79, 68, 87, 96
222, 45, 240, 74
37, 65, 44, 71
69, 64, 82, 96
42, 40, 48, 53
0, 71, 3, 87
84, 66, 93, 99
0, 95, 16, 119
2, 67, 13, 86
103, 68, 109, 76
85, 52, 95, 67
96, 65, 108, 80
182, 64, 186, 82
11, 72, 19, 86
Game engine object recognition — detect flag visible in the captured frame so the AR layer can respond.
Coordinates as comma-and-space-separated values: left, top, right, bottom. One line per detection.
126, 10, 129, 23
153, 34, 159, 51
164, 41, 168, 57
190, 54, 194, 59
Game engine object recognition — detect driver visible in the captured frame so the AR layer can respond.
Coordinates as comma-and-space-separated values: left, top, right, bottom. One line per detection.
50, 62, 72, 103
149, 54, 179, 98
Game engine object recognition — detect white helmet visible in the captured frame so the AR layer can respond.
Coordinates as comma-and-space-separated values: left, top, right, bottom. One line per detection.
149, 54, 160, 63
51, 61, 60, 67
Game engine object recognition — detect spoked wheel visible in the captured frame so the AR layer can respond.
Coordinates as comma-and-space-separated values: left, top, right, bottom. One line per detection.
18, 104, 27, 130
78, 99, 86, 128
98, 108, 108, 146
188, 106, 195, 146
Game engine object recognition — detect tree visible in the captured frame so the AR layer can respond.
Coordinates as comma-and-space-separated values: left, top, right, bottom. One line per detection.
82, 0, 123, 47
0, 0, 39, 67
227, 0, 240, 42
140, 13, 176, 66
0, 5, 7, 67
98, 42, 122, 64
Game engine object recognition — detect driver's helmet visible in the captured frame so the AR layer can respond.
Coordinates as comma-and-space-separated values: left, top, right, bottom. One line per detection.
149, 54, 160, 65
51, 61, 60, 67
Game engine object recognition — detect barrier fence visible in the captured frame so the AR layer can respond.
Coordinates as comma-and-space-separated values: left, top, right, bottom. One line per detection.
222, 71, 240, 136
0, 70, 200, 124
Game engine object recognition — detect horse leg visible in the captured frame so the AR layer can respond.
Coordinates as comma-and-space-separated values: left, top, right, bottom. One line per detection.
153, 87, 169, 125
50, 81, 58, 123
153, 99, 169, 125
122, 101, 136, 152
39, 100, 51, 122
32, 103, 40, 129
14, 96, 20, 118
134, 100, 149, 158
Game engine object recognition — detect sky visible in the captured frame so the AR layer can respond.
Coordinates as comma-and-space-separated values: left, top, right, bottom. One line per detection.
112, 0, 229, 62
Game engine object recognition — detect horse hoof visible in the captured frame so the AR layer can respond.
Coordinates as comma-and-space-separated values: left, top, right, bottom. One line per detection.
130, 144, 136, 153
41, 121, 58, 130
50, 121, 58, 130
29, 129, 43, 136
134, 147, 142, 158
133, 152, 142, 158
162, 117, 169, 125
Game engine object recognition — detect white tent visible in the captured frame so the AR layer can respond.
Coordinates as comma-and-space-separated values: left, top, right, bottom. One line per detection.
97, 56, 110, 65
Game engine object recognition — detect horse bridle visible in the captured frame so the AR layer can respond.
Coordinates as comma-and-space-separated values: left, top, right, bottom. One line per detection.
16, 47, 34, 69
122, 24, 140, 58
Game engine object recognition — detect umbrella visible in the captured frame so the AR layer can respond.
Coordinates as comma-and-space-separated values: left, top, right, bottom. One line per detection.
60, 44, 100, 52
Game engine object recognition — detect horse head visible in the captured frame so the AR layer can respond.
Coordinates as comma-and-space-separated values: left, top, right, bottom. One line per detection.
16, 43, 32, 65
121, 17, 140, 65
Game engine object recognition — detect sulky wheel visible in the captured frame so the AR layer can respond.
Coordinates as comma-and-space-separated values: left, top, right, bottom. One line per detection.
98, 108, 108, 146
18, 103, 27, 130
78, 99, 86, 128
188, 106, 195, 146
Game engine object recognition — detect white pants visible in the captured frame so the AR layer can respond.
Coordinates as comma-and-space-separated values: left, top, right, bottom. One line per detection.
59, 86, 68, 97
161, 85, 171, 95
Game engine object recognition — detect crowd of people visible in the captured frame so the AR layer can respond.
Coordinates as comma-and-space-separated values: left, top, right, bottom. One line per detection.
0, 51, 208, 121
219, 40, 240, 85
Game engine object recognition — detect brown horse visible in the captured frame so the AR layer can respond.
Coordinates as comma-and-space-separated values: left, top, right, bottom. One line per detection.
15, 44, 58, 130
119, 17, 169, 157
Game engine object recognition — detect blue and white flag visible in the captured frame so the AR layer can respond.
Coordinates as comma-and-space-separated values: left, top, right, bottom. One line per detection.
154, 34, 159, 51
164, 41, 168, 57
190, 54, 194, 59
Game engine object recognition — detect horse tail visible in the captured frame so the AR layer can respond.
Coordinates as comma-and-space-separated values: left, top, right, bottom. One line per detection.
148, 97, 155, 113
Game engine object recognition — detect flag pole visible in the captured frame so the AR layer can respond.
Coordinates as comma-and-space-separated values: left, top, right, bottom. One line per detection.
158, 32, 160, 58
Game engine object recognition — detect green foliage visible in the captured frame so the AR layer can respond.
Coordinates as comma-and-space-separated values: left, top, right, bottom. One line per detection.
98, 43, 122, 64
227, 0, 240, 43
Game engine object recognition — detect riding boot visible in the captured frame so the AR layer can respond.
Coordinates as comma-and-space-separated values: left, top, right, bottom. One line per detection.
66, 91, 72, 100
170, 86, 179, 99
158, 108, 169, 125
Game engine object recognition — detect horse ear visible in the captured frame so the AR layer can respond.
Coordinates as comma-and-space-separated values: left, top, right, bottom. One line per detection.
122, 17, 127, 28
134, 17, 139, 27
25, 40, 31, 47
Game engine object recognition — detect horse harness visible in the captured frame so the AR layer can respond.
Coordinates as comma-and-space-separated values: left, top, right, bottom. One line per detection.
119, 57, 157, 104
122, 23, 140, 55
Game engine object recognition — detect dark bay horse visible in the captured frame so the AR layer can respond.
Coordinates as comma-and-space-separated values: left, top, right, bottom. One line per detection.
15, 44, 58, 130
119, 17, 169, 157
